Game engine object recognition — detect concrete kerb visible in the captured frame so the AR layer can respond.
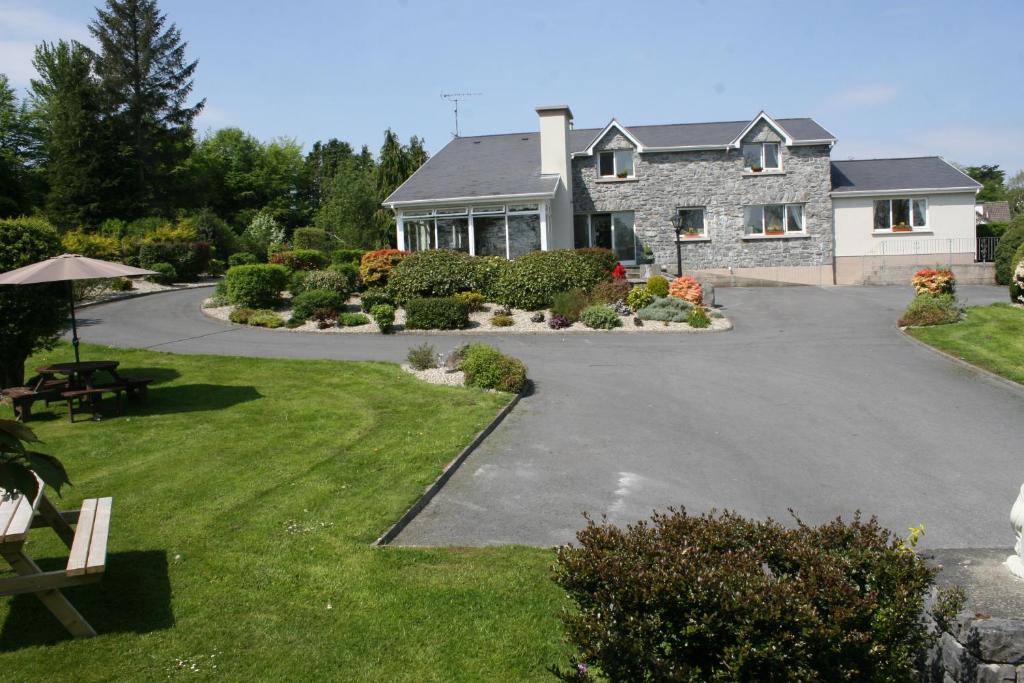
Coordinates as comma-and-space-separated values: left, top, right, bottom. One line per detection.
373, 381, 531, 546
899, 327, 1024, 397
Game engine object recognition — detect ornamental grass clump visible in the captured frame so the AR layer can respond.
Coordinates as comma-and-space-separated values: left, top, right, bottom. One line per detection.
580, 305, 621, 330
552, 508, 941, 682
550, 289, 591, 323
460, 344, 527, 393
406, 343, 437, 370
912, 268, 955, 297
636, 296, 693, 323
668, 275, 703, 305
687, 305, 711, 329
898, 293, 962, 327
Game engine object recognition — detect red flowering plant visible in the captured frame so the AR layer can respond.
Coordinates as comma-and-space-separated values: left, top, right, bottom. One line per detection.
359, 248, 409, 288
611, 263, 627, 280
668, 275, 703, 305
912, 269, 955, 297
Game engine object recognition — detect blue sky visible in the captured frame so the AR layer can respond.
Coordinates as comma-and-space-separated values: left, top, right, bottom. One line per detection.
2, 0, 1022, 175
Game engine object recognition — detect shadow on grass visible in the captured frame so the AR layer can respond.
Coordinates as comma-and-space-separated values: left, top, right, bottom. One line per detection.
0, 549, 173, 650
140, 383, 262, 416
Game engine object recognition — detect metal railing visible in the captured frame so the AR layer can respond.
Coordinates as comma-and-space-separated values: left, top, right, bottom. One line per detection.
976, 236, 999, 263
872, 237, 975, 257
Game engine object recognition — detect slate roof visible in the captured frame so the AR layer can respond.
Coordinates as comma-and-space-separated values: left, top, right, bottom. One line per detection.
384, 116, 836, 206
830, 157, 982, 194
977, 201, 1011, 223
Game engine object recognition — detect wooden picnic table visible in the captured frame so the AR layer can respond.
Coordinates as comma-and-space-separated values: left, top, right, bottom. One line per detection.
0, 475, 112, 638
34, 360, 122, 391
29, 361, 151, 422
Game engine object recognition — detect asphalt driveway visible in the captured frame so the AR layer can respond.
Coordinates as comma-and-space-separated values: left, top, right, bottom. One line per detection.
78, 285, 1022, 548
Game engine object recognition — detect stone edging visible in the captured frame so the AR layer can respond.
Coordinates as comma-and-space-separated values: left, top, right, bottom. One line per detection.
899, 327, 1024, 396
77, 282, 218, 309
373, 382, 528, 546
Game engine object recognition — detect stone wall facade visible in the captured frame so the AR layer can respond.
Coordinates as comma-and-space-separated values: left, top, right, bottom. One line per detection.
571, 122, 834, 272
925, 614, 1024, 682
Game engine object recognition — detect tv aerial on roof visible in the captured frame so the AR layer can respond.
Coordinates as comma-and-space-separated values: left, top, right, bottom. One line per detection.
441, 92, 481, 138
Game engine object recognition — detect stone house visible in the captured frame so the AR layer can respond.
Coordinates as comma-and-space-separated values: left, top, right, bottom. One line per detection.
383, 105, 984, 285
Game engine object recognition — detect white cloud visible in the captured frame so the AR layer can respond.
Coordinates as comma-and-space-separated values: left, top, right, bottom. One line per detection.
826, 84, 899, 110
0, 4, 90, 86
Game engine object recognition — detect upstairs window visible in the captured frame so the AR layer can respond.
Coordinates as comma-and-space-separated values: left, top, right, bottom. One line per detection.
742, 142, 780, 171
873, 198, 927, 231
598, 149, 635, 178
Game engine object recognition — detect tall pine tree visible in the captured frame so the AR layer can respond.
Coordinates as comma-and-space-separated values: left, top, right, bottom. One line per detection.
89, 0, 204, 218
31, 41, 110, 229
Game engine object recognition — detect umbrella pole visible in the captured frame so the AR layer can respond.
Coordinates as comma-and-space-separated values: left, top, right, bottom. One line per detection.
68, 280, 80, 364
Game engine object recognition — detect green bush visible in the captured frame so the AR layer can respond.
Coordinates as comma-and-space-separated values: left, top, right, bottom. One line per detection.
291, 289, 345, 321
460, 344, 527, 393
407, 342, 437, 370
247, 309, 283, 328
455, 291, 487, 312
626, 287, 655, 312
207, 259, 226, 276
637, 296, 693, 323
404, 297, 470, 330
338, 312, 370, 327
138, 240, 211, 281
229, 307, 254, 324
148, 262, 177, 285
687, 305, 711, 329
370, 303, 395, 333
575, 247, 617, 274
331, 248, 367, 266
977, 221, 1009, 238
552, 509, 939, 682
492, 250, 610, 310
228, 252, 257, 267
995, 222, 1024, 285
590, 279, 631, 304
224, 264, 289, 308
490, 313, 514, 327
550, 289, 591, 323
472, 255, 509, 300
387, 250, 479, 304
898, 293, 961, 327
329, 261, 359, 290
581, 305, 622, 329
292, 227, 329, 252
291, 269, 352, 299
269, 249, 328, 272
645, 275, 669, 297
360, 289, 394, 312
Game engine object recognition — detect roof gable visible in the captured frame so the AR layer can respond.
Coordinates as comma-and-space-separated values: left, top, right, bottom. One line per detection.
730, 112, 793, 148
578, 119, 644, 156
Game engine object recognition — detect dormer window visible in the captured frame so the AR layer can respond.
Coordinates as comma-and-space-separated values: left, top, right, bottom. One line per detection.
742, 142, 780, 171
598, 150, 635, 178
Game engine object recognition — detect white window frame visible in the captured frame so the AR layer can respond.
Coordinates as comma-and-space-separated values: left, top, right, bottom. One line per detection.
676, 207, 706, 236
597, 149, 636, 178
572, 211, 638, 261
741, 142, 781, 171
872, 198, 928, 232
744, 204, 805, 235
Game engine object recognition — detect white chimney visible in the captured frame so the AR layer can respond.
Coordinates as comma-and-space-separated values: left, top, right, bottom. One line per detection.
536, 105, 573, 249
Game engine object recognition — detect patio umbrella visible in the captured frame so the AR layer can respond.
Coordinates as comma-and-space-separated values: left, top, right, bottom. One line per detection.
0, 254, 155, 364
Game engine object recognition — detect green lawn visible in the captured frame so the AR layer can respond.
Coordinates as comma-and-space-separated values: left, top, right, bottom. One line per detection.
0, 343, 565, 681
908, 303, 1024, 384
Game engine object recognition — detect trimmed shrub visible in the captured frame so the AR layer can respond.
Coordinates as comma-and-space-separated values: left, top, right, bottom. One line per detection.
460, 344, 527, 393
207, 259, 226, 276
590, 278, 631, 305
455, 290, 487, 312
329, 261, 360, 290
575, 247, 617, 274
387, 250, 479, 304
247, 309, 283, 328
995, 222, 1024, 285
360, 248, 408, 288
331, 248, 367, 267
912, 268, 955, 297
581, 305, 622, 330
490, 313, 514, 327
224, 264, 289, 308
687, 305, 711, 329
338, 312, 370, 327
645, 275, 669, 297
269, 249, 328, 271
228, 252, 257, 267
292, 227, 329, 252
228, 307, 254, 324
548, 314, 571, 330
472, 255, 509, 300
637, 296, 693, 323
138, 241, 211, 281
148, 262, 177, 285
404, 297, 470, 330
370, 303, 395, 333
550, 288, 591, 323
627, 287, 655, 312
552, 509, 940, 682
668, 275, 703, 305
291, 289, 345, 321
898, 293, 961, 327
407, 343, 437, 370
492, 250, 610, 310
360, 289, 394, 312
291, 269, 352, 298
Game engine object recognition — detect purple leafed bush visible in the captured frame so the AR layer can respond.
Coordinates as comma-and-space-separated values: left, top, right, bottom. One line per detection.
548, 314, 571, 330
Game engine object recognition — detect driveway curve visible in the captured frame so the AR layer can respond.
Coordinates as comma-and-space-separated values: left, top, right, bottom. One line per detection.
78, 285, 1022, 548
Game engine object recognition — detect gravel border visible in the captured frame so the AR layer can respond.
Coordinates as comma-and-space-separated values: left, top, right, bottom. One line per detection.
400, 364, 465, 387
201, 295, 733, 335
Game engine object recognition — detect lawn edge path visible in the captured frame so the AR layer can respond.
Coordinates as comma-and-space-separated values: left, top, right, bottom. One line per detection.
375, 381, 530, 546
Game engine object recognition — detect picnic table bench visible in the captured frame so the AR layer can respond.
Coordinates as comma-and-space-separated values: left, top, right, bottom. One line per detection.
0, 475, 112, 638
2, 361, 152, 423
